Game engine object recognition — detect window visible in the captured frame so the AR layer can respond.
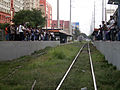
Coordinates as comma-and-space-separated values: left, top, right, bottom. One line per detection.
40, 4, 43, 6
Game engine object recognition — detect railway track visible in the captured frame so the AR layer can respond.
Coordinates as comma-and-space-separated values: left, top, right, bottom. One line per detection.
56, 43, 97, 90
0, 42, 98, 90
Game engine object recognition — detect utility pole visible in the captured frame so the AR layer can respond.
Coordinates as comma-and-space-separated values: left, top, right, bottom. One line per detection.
94, 1, 96, 29
102, 0, 104, 21
105, 0, 107, 22
57, 0, 60, 28
69, 0, 72, 35
10, 0, 14, 24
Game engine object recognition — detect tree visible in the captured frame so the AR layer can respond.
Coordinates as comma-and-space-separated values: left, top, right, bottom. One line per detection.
73, 29, 81, 40
0, 23, 9, 29
13, 9, 46, 28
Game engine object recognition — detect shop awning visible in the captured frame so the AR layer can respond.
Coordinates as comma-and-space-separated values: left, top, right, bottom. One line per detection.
48, 29, 72, 36
94, 28, 99, 31
48, 30, 59, 32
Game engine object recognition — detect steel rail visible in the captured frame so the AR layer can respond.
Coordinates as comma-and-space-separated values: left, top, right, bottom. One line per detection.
88, 43, 97, 90
56, 44, 86, 90
31, 80, 37, 90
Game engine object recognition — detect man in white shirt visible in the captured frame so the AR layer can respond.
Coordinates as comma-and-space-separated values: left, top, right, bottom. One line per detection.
19, 24, 24, 41
109, 16, 115, 41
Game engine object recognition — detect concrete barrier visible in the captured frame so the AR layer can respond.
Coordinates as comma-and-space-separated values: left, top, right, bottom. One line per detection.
0, 41, 60, 61
94, 41, 120, 70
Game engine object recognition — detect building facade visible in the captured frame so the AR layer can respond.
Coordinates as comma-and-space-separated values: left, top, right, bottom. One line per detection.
0, 0, 52, 26
64, 21, 70, 34
23, 0, 35, 10
0, 0, 24, 23
52, 20, 64, 29
14, 0, 24, 12
39, 0, 46, 15
0, 0, 11, 23
35, 0, 39, 9
46, 2, 52, 28
52, 20, 70, 34
39, 0, 52, 28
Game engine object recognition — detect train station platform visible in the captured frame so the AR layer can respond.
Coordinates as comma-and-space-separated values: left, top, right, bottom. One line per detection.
45, 29, 72, 43
94, 41, 120, 70
0, 41, 60, 61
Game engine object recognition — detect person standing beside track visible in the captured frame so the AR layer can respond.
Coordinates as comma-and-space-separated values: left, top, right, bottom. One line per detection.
109, 16, 115, 41
101, 21, 107, 41
5, 26, 10, 41
98, 25, 103, 40
18, 24, 24, 41
10, 24, 15, 41
106, 22, 111, 40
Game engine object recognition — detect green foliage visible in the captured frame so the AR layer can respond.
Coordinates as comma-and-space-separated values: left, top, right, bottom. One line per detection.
1, 42, 120, 90
90, 44, 120, 90
0, 23, 9, 29
13, 9, 45, 28
0, 42, 82, 90
50, 49, 66, 59
73, 29, 81, 40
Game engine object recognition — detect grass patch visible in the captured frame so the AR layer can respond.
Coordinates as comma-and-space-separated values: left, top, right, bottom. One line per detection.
90, 43, 120, 90
49, 49, 66, 59
0, 42, 83, 90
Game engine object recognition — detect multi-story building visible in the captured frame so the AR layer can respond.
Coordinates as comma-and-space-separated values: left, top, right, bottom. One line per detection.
23, 0, 52, 28
11, 0, 24, 21
23, 0, 35, 10
14, 0, 24, 12
46, 2, 52, 28
35, 0, 39, 9
39, 0, 52, 28
23, 0, 40, 10
64, 21, 70, 34
0, 0, 11, 23
39, 0, 46, 15
0, 0, 52, 26
52, 20, 70, 34
52, 20, 64, 29
0, 0, 23, 24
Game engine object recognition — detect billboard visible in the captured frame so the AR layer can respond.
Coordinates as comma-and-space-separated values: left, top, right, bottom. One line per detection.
72, 22, 79, 30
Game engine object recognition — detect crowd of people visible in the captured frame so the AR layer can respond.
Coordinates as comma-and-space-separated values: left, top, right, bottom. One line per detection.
4, 24, 56, 41
93, 16, 120, 41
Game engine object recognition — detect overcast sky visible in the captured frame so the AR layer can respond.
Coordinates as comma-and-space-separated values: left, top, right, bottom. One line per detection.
47, 0, 118, 35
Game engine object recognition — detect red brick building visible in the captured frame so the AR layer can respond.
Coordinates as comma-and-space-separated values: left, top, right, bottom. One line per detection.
0, 12, 11, 24
52, 20, 70, 34
52, 20, 64, 29
39, 0, 52, 28
0, 0, 23, 24
39, 0, 46, 15
46, 2, 52, 27
0, 0, 12, 24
